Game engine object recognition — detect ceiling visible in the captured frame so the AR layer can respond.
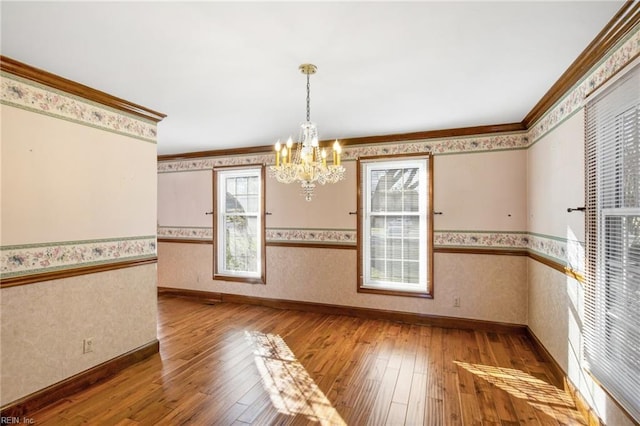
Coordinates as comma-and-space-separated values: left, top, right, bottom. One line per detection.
1, 1, 624, 155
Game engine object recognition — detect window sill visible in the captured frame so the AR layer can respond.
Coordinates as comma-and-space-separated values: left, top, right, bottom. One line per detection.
213, 274, 265, 285
358, 285, 432, 299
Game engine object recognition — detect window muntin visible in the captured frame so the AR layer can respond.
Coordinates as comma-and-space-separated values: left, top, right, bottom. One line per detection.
359, 156, 432, 296
214, 166, 265, 283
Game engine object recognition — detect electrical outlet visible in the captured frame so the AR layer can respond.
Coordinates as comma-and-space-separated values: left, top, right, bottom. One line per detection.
453, 296, 460, 308
83, 338, 94, 354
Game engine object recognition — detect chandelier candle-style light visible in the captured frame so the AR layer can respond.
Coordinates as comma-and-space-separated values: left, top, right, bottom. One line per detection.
270, 64, 345, 201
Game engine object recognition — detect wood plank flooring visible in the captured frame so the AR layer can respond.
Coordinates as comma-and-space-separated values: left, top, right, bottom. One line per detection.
30, 295, 586, 425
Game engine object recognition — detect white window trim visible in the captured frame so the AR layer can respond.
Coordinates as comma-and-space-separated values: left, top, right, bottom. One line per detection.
214, 166, 264, 283
358, 155, 432, 296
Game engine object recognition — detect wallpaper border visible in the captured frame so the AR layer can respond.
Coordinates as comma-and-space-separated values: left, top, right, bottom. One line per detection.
157, 226, 213, 240
266, 228, 357, 245
156, 227, 582, 272
1, 72, 158, 143
157, 132, 529, 173
1, 236, 157, 278
434, 230, 529, 250
528, 24, 640, 144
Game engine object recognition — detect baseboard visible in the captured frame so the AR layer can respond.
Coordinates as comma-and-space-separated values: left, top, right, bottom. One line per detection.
158, 287, 222, 303
525, 327, 604, 425
157, 286, 527, 334
525, 327, 566, 385
0, 339, 159, 418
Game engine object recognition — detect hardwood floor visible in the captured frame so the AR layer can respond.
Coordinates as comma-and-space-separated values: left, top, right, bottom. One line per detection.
30, 295, 586, 425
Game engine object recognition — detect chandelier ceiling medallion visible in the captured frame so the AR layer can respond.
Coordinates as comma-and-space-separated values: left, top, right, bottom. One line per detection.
269, 64, 345, 201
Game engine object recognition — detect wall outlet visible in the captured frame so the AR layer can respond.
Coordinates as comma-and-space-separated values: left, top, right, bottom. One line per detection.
453, 296, 461, 308
83, 338, 94, 354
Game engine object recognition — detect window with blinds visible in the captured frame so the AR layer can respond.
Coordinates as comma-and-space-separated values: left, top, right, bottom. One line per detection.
358, 155, 433, 297
584, 61, 640, 422
214, 165, 265, 284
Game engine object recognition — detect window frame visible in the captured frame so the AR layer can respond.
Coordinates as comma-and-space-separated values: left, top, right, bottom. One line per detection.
357, 153, 434, 298
213, 164, 266, 284
584, 61, 640, 423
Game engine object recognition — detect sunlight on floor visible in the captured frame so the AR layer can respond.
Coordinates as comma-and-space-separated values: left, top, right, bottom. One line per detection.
245, 331, 346, 426
454, 361, 585, 424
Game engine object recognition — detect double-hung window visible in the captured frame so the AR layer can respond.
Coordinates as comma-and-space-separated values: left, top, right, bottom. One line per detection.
585, 61, 639, 422
358, 154, 433, 297
213, 165, 265, 284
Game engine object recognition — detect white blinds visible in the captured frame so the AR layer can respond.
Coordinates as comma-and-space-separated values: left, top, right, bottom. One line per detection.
584, 62, 640, 423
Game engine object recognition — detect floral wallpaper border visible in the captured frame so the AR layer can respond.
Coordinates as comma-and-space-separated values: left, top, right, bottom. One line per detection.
156, 226, 582, 271
1, 236, 157, 278
158, 153, 273, 173
528, 25, 640, 144
435, 230, 584, 273
157, 132, 529, 173
527, 232, 585, 273
1, 72, 158, 143
158, 226, 213, 240
345, 133, 528, 158
157, 226, 359, 245
433, 231, 529, 250
266, 228, 357, 245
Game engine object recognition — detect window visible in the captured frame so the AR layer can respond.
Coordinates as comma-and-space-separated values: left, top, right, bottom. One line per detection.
358, 154, 433, 297
213, 165, 265, 284
585, 62, 639, 422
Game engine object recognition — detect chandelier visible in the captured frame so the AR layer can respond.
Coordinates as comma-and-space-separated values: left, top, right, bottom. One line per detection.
269, 64, 346, 201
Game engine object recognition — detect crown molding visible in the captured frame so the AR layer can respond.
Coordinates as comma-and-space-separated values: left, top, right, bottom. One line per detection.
337, 123, 526, 147
1, 55, 166, 123
157, 122, 525, 161
523, 1, 640, 128
157, 144, 274, 162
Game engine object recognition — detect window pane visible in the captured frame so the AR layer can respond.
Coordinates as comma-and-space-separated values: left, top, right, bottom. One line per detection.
237, 177, 248, 195
226, 192, 245, 214
224, 216, 257, 273
404, 189, 419, 212
403, 261, 420, 284
248, 176, 259, 194
403, 239, 419, 261
387, 217, 403, 237
226, 178, 236, 196
386, 237, 402, 259
370, 169, 387, 212
404, 216, 420, 238
371, 216, 386, 237
385, 260, 403, 282
370, 234, 385, 259
370, 259, 385, 279
247, 195, 259, 213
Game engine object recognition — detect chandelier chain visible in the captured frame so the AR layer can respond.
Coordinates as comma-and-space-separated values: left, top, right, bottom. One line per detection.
306, 73, 311, 122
